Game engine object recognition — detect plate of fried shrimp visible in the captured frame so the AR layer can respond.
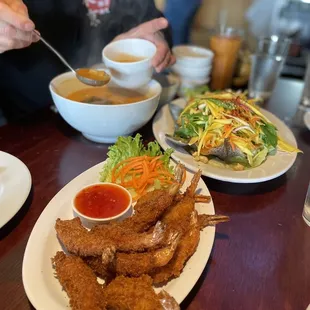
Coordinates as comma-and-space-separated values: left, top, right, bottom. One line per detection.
22, 159, 229, 310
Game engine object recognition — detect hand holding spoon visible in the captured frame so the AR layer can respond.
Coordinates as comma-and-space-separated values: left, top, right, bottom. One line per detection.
33, 31, 110, 87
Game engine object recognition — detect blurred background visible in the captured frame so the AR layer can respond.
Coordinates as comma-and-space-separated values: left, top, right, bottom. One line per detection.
155, 0, 310, 81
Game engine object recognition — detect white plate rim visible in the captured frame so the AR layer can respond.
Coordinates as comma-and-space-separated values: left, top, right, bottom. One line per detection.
0, 151, 32, 228
22, 160, 215, 308
152, 98, 298, 183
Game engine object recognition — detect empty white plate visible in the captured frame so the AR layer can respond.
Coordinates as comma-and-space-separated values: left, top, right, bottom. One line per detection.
0, 151, 31, 228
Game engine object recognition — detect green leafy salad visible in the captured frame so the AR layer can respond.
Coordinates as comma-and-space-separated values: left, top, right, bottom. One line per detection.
173, 89, 301, 170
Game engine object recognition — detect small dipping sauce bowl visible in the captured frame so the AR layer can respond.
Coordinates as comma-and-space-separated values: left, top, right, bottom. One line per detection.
72, 182, 132, 229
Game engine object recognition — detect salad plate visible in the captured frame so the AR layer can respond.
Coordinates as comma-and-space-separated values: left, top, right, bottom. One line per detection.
0, 151, 31, 228
22, 159, 215, 309
153, 98, 298, 183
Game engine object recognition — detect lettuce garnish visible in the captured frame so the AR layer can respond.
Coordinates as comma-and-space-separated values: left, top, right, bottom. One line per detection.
100, 134, 173, 182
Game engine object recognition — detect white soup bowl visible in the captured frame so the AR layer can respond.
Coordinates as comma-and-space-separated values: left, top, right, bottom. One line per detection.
172, 45, 214, 67
49, 71, 161, 143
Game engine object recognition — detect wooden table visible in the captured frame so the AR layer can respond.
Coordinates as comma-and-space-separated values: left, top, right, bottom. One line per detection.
0, 78, 310, 310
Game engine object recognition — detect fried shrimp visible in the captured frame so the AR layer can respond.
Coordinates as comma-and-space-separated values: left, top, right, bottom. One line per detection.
83, 246, 116, 282
198, 213, 230, 228
158, 170, 202, 238
52, 252, 180, 310
194, 194, 211, 203
103, 275, 161, 309
55, 217, 166, 256
158, 290, 180, 310
103, 275, 180, 310
151, 211, 201, 284
115, 231, 180, 277
52, 251, 106, 310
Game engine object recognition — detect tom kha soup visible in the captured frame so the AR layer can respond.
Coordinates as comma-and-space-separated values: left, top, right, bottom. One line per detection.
67, 86, 148, 105
112, 53, 146, 63
75, 68, 110, 83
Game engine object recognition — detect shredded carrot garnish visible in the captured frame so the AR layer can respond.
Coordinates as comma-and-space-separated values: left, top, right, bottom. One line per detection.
111, 156, 185, 202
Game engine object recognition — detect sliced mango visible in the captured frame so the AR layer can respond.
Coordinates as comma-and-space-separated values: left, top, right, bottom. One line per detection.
278, 138, 302, 153
252, 148, 268, 167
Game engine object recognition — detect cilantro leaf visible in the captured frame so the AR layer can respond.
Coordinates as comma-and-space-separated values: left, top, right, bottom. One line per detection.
260, 123, 278, 148
175, 112, 209, 139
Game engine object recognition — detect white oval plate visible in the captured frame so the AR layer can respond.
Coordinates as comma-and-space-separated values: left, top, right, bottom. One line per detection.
0, 151, 31, 228
22, 161, 215, 308
153, 98, 298, 183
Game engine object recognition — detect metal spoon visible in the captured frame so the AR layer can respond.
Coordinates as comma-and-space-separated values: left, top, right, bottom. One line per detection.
169, 101, 184, 122
165, 133, 189, 147
33, 31, 110, 87
165, 102, 189, 147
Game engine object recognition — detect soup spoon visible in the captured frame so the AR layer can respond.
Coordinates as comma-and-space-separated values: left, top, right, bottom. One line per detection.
33, 31, 110, 87
165, 100, 189, 147
165, 133, 188, 147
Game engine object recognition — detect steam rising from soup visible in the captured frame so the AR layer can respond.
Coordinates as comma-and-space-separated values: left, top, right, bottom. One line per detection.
67, 86, 148, 105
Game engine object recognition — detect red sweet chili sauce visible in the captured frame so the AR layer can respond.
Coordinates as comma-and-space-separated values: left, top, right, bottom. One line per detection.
74, 184, 130, 218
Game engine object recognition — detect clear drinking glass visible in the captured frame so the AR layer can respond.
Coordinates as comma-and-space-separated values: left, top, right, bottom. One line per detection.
248, 35, 291, 101
285, 52, 310, 127
300, 53, 310, 111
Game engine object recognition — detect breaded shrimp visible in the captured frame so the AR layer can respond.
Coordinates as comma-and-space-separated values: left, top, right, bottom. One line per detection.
198, 213, 230, 228
158, 290, 180, 310
55, 217, 165, 256
115, 231, 180, 277
52, 251, 106, 310
83, 231, 180, 279
151, 211, 200, 285
103, 275, 161, 309
151, 170, 228, 284
104, 275, 180, 310
83, 246, 116, 282
161, 170, 201, 230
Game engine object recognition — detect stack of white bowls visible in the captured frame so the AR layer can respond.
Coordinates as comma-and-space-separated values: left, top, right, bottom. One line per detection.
171, 45, 214, 94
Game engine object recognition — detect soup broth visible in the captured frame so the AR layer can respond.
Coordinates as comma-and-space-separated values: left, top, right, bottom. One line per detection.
76, 68, 110, 82
67, 86, 148, 105
112, 53, 146, 63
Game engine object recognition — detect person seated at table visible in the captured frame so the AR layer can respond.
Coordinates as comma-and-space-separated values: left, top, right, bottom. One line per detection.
164, 0, 202, 45
0, 0, 175, 122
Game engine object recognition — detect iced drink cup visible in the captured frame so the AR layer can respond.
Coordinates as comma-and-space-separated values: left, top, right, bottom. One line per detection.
210, 28, 243, 90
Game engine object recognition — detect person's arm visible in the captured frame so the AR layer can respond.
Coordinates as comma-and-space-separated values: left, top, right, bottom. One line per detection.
0, 0, 38, 54
138, 0, 173, 49
113, 1, 175, 72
